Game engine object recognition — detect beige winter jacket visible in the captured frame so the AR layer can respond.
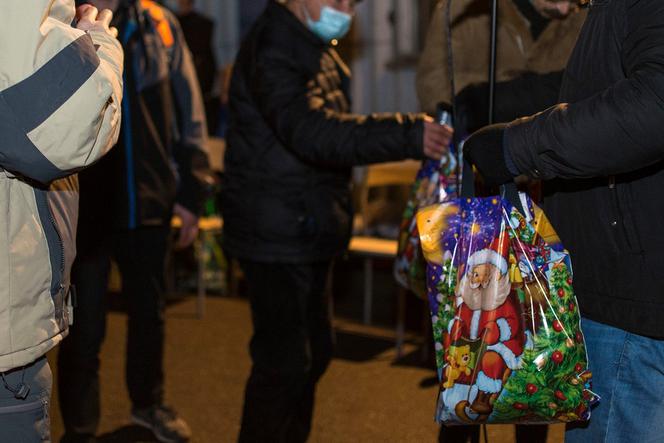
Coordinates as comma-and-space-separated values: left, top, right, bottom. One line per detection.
0, 0, 123, 371
416, 0, 587, 115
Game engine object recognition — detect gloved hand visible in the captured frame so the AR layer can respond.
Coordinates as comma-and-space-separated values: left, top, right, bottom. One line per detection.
464, 123, 518, 186
455, 82, 490, 133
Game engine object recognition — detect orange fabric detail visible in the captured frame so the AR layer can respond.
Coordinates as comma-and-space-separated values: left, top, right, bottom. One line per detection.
140, 0, 175, 48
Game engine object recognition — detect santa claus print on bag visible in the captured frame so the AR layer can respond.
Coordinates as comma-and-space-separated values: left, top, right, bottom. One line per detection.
417, 196, 598, 424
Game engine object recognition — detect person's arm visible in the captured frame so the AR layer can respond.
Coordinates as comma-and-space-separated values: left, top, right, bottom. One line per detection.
506, 0, 664, 180
252, 45, 426, 167
416, 1, 452, 115
166, 10, 211, 217
0, 1, 123, 184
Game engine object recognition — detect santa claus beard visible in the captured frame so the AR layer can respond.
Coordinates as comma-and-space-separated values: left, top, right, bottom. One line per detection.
456, 266, 511, 311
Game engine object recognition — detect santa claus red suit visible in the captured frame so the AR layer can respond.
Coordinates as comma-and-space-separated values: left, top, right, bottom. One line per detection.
446, 235, 526, 397
448, 294, 525, 394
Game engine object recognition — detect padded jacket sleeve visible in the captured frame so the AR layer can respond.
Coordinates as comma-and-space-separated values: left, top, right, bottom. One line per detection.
0, 0, 123, 184
506, 0, 664, 180
251, 46, 425, 168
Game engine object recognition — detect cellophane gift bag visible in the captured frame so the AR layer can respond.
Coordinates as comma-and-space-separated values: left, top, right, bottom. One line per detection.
394, 108, 458, 298
416, 192, 598, 424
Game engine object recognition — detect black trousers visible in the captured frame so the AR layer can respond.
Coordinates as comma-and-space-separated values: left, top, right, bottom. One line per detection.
238, 260, 334, 443
58, 226, 169, 441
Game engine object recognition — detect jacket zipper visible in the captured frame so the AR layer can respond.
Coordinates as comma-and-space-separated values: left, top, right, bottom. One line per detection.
34, 189, 65, 298
0, 397, 47, 415
46, 204, 65, 280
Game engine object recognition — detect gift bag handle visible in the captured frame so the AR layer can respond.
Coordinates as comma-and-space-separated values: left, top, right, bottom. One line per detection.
460, 158, 527, 216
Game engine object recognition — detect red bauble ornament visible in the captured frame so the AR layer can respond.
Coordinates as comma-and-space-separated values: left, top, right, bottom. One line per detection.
574, 363, 584, 373
555, 390, 567, 401
576, 331, 584, 343
552, 350, 564, 364
526, 383, 538, 395
553, 320, 563, 332
569, 302, 576, 312
567, 277, 573, 285
513, 402, 528, 410
557, 288, 565, 298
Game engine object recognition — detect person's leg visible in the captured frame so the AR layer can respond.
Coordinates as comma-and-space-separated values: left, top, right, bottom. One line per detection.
114, 227, 168, 410
438, 424, 481, 443
114, 226, 190, 443
0, 356, 52, 442
238, 260, 332, 443
515, 424, 548, 443
58, 241, 111, 443
291, 261, 334, 441
566, 317, 664, 443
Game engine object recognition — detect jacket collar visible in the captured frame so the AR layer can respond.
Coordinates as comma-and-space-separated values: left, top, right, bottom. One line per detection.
266, 0, 329, 49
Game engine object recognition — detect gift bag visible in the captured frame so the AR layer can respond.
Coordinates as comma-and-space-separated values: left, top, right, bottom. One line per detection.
416, 180, 598, 424
394, 108, 458, 298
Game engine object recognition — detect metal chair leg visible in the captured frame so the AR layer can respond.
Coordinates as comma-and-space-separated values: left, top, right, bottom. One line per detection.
196, 238, 205, 319
362, 257, 373, 325
396, 287, 406, 358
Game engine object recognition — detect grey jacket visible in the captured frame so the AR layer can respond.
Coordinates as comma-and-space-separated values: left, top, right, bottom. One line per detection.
0, 0, 123, 371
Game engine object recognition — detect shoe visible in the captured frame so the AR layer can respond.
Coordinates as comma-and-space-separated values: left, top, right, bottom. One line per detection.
470, 390, 494, 415
130, 404, 191, 443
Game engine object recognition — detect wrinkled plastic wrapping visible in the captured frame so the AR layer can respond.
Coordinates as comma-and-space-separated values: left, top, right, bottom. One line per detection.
394, 152, 459, 298
417, 194, 598, 424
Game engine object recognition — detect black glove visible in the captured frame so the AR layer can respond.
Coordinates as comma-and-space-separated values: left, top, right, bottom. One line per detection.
464, 123, 517, 186
455, 83, 490, 133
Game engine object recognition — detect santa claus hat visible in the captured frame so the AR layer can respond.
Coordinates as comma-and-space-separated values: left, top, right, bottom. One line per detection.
465, 235, 509, 275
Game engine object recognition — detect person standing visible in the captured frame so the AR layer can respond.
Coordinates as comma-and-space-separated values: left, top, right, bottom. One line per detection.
464, 0, 664, 441
57, 1, 209, 442
417, 0, 586, 118
0, 1, 123, 441
222, 1, 452, 442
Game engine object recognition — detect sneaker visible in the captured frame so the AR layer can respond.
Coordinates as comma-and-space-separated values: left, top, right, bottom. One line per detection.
130, 404, 191, 443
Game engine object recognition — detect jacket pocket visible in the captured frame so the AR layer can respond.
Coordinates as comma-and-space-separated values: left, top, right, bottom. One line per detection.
253, 193, 315, 242
614, 180, 643, 253
0, 397, 50, 441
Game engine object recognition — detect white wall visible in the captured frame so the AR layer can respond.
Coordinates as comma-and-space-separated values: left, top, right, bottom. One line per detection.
350, 0, 420, 114
194, 0, 241, 67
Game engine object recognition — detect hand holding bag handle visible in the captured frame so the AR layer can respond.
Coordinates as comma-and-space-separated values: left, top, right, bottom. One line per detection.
460, 156, 527, 216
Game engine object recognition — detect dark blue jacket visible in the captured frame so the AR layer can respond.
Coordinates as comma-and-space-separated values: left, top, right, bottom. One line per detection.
79, 0, 209, 234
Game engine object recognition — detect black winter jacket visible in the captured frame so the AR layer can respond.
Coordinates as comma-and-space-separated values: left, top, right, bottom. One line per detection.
78, 1, 209, 235
222, 1, 425, 263
505, 0, 664, 337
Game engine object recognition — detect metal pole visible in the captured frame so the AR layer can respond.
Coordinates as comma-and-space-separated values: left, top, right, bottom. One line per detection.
488, 0, 498, 125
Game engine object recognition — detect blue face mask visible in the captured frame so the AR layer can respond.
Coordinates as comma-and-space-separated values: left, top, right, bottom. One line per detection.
305, 5, 352, 42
